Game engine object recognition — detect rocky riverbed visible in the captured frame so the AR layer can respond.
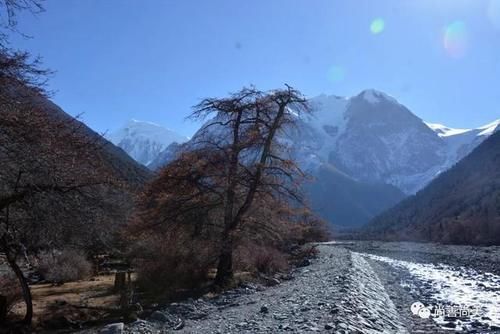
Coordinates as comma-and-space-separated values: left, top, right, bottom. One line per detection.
86, 242, 500, 334
345, 241, 500, 333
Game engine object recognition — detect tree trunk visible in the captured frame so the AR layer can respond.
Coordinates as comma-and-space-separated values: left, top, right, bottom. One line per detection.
214, 233, 233, 286
6, 253, 33, 326
114, 272, 126, 293
214, 111, 242, 287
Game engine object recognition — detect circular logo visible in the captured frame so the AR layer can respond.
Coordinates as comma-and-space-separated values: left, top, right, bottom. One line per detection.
418, 307, 431, 319
411, 302, 425, 315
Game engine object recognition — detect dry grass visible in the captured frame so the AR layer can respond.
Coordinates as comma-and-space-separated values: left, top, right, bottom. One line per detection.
10, 274, 127, 327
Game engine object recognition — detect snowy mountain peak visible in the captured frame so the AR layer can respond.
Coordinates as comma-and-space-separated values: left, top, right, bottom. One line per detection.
356, 89, 398, 104
424, 122, 471, 137
425, 119, 500, 138
477, 119, 500, 136
109, 119, 188, 166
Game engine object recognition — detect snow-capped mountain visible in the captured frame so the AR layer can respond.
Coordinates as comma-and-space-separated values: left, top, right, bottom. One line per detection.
144, 89, 498, 227
289, 90, 498, 194
424, 123, 471, 137
291, 90, 445, 194
148, 90, 497, 194
108, 119, 188, 166
425, 119, 500, 163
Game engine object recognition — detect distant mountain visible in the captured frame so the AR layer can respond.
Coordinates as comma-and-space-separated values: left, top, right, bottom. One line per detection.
287, 90, 499, 194
147, 142, 183, 170
293, 90, 447, 194
145, 89, 498, 228
306, 164, 405, 228
148, 91, 498, 195
5, 97, 151, 186
109, 120, 188, 166
365, 131, 500, 245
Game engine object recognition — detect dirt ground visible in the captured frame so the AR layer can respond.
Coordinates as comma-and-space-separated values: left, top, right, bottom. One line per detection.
10, 274, 122, 328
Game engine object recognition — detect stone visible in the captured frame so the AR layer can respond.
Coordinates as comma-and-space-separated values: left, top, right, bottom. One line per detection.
337, 322, 348, 330
99, 323, 124, 334
273, 313, 288, 321
173, 318, 185, 330
130, 302, 143, 312
443, 322, 456, 329
298, 259, 311, 267
325, 323, 335, 330
125, 311, 138, 321
150, 310, 169, 322
279, 323, 292, 330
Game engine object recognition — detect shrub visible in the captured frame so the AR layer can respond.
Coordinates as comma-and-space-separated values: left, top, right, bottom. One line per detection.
0, 272, 22, 319
36, 249, 92, 283
234, 243, 288, 275
134, 234, 216, 297
281, 216, 331, 248
252, 246, 288, 274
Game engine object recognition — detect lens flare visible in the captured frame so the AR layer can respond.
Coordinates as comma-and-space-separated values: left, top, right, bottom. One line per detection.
443, 21, 468, 58
370, 18, 385, 34
327, 66, 345, 83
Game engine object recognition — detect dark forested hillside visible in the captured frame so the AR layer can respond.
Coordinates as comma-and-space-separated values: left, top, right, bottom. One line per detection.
0, 87, 152, 252
306, 164, 405, 228
365, 130, 500, 245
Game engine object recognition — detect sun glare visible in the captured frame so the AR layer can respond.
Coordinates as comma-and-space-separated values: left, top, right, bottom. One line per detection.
444, 20, 468, 58
370, 18, 385, 35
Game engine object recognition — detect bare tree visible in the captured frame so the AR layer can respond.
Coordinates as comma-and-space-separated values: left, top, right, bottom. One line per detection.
1, 0, 49, 108
133, 86, 311, 286
193, 86, 311, 285
0, 88, 119, 325
0, 0, 44, 47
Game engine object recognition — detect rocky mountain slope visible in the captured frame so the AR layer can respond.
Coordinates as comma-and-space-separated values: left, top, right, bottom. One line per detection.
292, 90, 498, 195
109, 120, 188, 166
365, 130, 500, 245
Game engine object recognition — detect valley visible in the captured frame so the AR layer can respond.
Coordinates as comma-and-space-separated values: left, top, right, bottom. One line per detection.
2, 1, 500, 332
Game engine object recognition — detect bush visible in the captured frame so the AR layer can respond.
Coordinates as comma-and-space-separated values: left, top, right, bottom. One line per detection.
36, 249, 92, 283
279, 217, 331, 249
0, 272, 22, 320
234, 243, 288, 275
134, 234, 216, 297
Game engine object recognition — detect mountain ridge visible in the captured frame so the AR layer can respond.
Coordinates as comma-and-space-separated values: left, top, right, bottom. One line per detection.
108, 119, 188, 166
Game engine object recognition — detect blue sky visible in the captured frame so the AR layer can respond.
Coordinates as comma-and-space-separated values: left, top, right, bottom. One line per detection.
8, 0, 500, 136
